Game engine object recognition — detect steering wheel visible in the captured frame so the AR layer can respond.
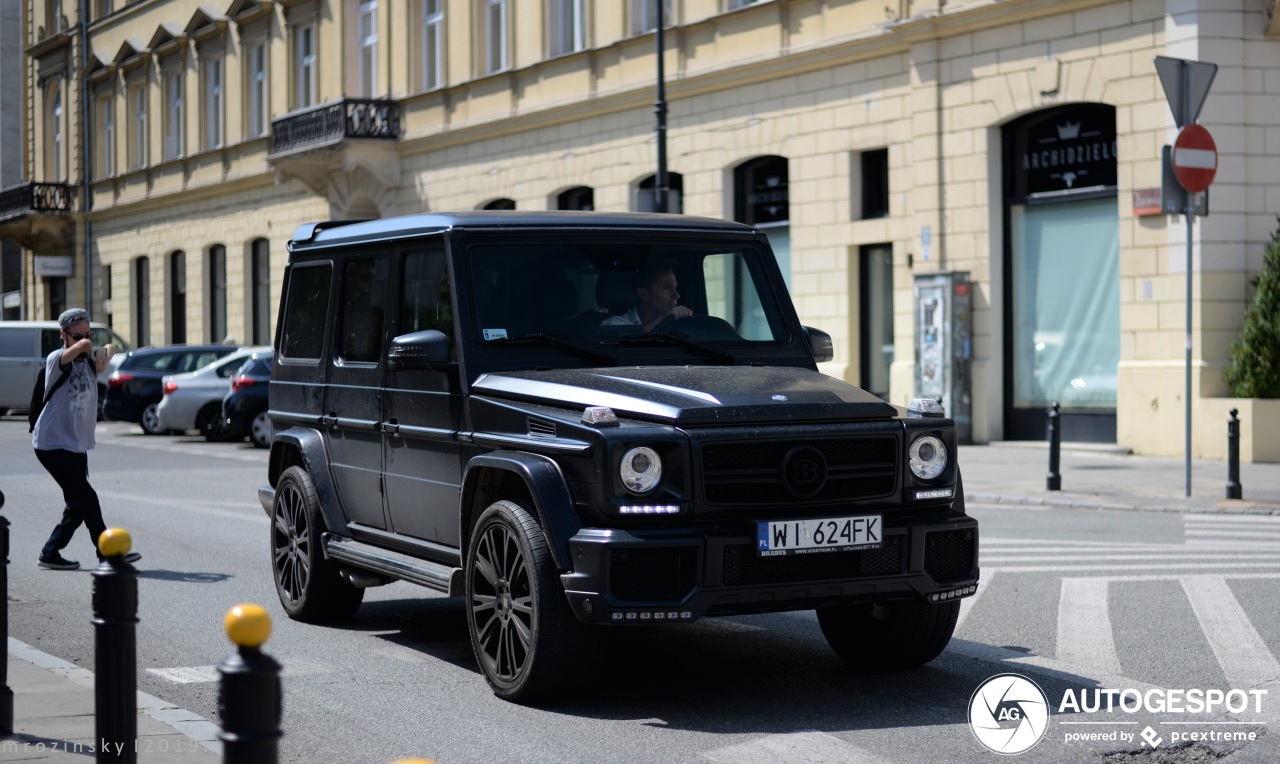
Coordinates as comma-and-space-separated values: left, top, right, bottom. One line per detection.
652, 314, 741, 340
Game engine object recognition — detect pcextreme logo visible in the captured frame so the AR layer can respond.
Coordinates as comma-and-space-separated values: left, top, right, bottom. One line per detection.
969, 674, 1051, 755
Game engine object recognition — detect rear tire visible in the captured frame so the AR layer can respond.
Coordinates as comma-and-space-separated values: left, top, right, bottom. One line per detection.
249, 411, 272, 448
465, 500, 584, 702
817, 599, 959, 669
197, 403, 227, 441
140, 401, 166, 435
271, 466, 364, 622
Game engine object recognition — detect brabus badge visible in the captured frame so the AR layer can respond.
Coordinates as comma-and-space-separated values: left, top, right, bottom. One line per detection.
772, 394, 787, 401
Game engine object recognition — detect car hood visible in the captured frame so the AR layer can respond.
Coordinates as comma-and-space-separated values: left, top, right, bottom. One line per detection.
471, 366, 897, 425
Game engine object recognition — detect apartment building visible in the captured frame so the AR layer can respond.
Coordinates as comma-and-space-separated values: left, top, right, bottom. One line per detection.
3, 0, 1278, 457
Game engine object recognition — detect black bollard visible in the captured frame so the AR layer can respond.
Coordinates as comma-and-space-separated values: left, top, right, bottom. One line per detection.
93, 529, 138, 763
1226, 408, 1243, 500
1047, 402, 1062, 491
0, 490, 12, 736
218, 604, 281, 764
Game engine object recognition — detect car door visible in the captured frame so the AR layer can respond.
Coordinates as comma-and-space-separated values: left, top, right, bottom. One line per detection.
324, 252, 392, 530
381, 242, 465, 548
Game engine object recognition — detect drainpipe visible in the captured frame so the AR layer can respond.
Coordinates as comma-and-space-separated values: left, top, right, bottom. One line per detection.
78, 0, 91, 309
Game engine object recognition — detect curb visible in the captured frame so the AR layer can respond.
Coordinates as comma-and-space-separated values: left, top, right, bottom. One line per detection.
968, 492, 1280, 515
7, 637, 223, 756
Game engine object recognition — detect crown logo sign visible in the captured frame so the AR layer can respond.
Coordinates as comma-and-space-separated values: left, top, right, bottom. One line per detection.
1056, 122, 1081, 140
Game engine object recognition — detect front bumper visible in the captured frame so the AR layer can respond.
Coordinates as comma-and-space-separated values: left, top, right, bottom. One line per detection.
559, 513, 978, 624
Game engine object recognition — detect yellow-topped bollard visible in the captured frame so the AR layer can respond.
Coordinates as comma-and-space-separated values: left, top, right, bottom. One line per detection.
97, 527, 131, 557
225, 603, 272, 650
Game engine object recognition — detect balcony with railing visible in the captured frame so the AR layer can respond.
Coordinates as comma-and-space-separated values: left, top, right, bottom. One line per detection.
268, 98, 401, 158
0, 182, 77, 249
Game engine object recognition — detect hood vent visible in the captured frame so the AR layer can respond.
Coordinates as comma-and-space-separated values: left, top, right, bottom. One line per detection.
527, 417, 557, 439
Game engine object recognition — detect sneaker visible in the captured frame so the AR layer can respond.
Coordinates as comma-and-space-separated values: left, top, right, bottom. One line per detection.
37, 554, 80, 570
97, 551, 142, 564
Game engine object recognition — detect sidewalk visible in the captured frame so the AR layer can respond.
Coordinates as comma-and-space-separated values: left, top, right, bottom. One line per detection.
2, 445, 1276, 762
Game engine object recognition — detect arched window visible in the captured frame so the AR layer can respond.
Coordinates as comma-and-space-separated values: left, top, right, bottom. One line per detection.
733, 156, 789, 286
208, 245, 227, 342
170, 251, 187, 344
134, 257, 151, 347
635, 173, 682, 213
556, 186, 593, 211
482, 198, 515, 210
251, 238, 271, 344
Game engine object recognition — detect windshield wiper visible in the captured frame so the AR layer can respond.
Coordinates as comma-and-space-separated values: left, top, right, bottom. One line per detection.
612, 332, 736, 364
488, 334, 617, 366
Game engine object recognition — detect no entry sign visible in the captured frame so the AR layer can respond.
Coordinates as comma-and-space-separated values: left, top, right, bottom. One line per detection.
1172, 124, 1218, 193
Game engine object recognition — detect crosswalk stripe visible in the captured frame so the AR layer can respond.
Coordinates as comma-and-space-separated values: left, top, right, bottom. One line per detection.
1184, 515, 1280, 524
984, 554, 1280, 563
701, 731, 887, 764
984, 562, 1280, 573
1057, 579, 1121, 675
1189, 530, 1280, 539
1179, 576, 1280, 688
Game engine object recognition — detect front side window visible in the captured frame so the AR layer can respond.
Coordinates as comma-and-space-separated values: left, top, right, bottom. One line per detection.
339, 257, 385, 364
422, 0, 443, 90
165, 70, 184, 159
280, 263, 331, 360
482, 0, 507, 74
400, 247, 453, 341
204, 56, 223, 149
294, 23, 317, 108
358, 0, 378, 97
549, 0, 585, 57
247, 42, 268, 138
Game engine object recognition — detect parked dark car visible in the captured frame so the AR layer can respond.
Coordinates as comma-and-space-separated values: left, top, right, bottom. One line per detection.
221, 351, 273, 448
103, 345, 240, 434
262, 211, 976, 703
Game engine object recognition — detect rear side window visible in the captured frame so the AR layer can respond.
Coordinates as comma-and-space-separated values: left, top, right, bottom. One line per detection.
280, 263, 332, 361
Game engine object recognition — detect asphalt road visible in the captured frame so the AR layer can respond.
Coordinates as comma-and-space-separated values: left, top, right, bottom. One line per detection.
1, 419, 1278, 764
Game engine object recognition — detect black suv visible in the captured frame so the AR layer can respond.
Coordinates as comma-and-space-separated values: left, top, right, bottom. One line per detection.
261, 211, 978, 702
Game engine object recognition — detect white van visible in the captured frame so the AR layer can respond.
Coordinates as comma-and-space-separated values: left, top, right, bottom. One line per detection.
0, 321, 133, 415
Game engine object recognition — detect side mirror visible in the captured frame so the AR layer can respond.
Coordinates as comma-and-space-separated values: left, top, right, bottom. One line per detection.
387, 330, 450, 371
804, 326, 834, 364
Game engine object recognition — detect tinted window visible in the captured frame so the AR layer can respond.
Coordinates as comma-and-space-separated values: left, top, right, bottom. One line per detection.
399, 247, 452, 340
0, 330, 35, 357
127, 351, 182, 371
280, 263, 332, 360
339, 257, 385, 364
41, 330, 62, 357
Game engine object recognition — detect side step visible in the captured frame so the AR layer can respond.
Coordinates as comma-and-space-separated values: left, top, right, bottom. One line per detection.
323, 534, 464, 596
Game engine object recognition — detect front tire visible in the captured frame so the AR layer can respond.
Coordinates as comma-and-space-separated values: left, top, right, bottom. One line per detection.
249, 411, 273, 448
140, 401, 166, 435
817, 599, 959, 669
465, 500, 583, 702
197, 403, 226, 441
272, 466, 364, 622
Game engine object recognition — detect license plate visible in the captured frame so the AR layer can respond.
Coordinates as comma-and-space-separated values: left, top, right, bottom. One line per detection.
757, 515, 882, 556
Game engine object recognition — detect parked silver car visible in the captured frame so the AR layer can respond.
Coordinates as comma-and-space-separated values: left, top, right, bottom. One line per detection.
155, 346, 270, 438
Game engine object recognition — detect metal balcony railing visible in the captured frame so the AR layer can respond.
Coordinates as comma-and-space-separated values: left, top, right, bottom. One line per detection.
269, 98, 401, 156
0, 182, 75, 221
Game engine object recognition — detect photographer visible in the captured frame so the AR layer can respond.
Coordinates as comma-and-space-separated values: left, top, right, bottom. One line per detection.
31, 308, 140, 570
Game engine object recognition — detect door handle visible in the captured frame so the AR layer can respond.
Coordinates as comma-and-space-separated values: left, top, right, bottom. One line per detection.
318, 413, 337, 427
381, 420, 400, 436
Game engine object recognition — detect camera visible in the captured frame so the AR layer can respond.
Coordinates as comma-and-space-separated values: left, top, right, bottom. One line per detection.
92, 347, 108, 361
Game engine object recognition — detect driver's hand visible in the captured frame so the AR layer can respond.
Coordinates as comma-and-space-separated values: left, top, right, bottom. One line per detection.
670, 306, 693, 319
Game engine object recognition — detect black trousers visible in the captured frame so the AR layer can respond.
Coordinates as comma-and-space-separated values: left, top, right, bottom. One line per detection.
34, 449, 106, 560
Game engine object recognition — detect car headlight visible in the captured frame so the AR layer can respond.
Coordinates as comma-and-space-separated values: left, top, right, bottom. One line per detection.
620, 446, 662, 495
909, 436, 947, 481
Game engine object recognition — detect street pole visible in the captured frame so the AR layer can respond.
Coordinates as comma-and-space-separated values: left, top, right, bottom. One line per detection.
1182, 62, 1193, 498
654, 1, 669, 214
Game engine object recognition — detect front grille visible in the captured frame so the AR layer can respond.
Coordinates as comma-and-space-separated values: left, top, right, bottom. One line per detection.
701, 437, 896, 506
609, 546, 697, 602
722, 534, 904, 587
924, 528, 976, 580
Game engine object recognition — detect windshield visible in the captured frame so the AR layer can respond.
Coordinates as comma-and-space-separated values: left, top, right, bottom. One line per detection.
466, 239, 789, 349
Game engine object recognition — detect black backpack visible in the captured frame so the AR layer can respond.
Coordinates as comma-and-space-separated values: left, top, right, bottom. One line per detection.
28, 363, 72, 433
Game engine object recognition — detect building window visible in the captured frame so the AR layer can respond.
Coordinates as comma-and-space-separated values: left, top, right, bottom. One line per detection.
98, 96, 115, 176
726, 0, 763, 9
128, 83, 147, 169
204, 56, 223, 150
134, 257, 150, 347
482, 0, 507, 74
549, 0, 585, 56
734, 155, 790, 287
630, 0, 672, 35
170, 251, 187, 344
859, 244, 894, 400
294, 23, 317, 108
47, 82, 63, 180
358, 0, 378, 97
164, 70, 183, 159
636, 173, 683, 213
482, 198, 515, 210
95, 0, 112, 19
103, 265, 113, 329
557, 186, 593, 210
209, 245, 227, 343
422, 0, 443, 91
251, 238, 271, 344
860, 148, 889, 219
247, 42, 267, 138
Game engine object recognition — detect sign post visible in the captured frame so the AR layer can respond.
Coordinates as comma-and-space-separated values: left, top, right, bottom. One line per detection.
1156, 56, 1217, 497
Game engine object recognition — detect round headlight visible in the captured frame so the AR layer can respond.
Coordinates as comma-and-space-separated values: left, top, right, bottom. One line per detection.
909, 436, 948, 481
620, 446, 662, 495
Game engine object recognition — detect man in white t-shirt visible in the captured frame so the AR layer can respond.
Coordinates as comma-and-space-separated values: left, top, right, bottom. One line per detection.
601, 266, 693, 332
31, 308, 141, 570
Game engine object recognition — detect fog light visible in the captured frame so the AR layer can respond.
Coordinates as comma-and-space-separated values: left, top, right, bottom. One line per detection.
619, 504, 680, 514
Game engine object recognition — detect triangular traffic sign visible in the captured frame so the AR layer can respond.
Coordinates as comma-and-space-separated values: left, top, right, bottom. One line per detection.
1155, 56, 1217, 127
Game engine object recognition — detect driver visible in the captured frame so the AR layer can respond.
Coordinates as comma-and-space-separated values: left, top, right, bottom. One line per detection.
601, 265, 693, 332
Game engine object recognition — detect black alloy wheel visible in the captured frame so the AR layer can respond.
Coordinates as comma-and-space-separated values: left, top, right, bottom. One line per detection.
271, 466, 363, 622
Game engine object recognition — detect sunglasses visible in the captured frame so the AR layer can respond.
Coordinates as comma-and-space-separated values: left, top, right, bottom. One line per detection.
68, 332, 90, 341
